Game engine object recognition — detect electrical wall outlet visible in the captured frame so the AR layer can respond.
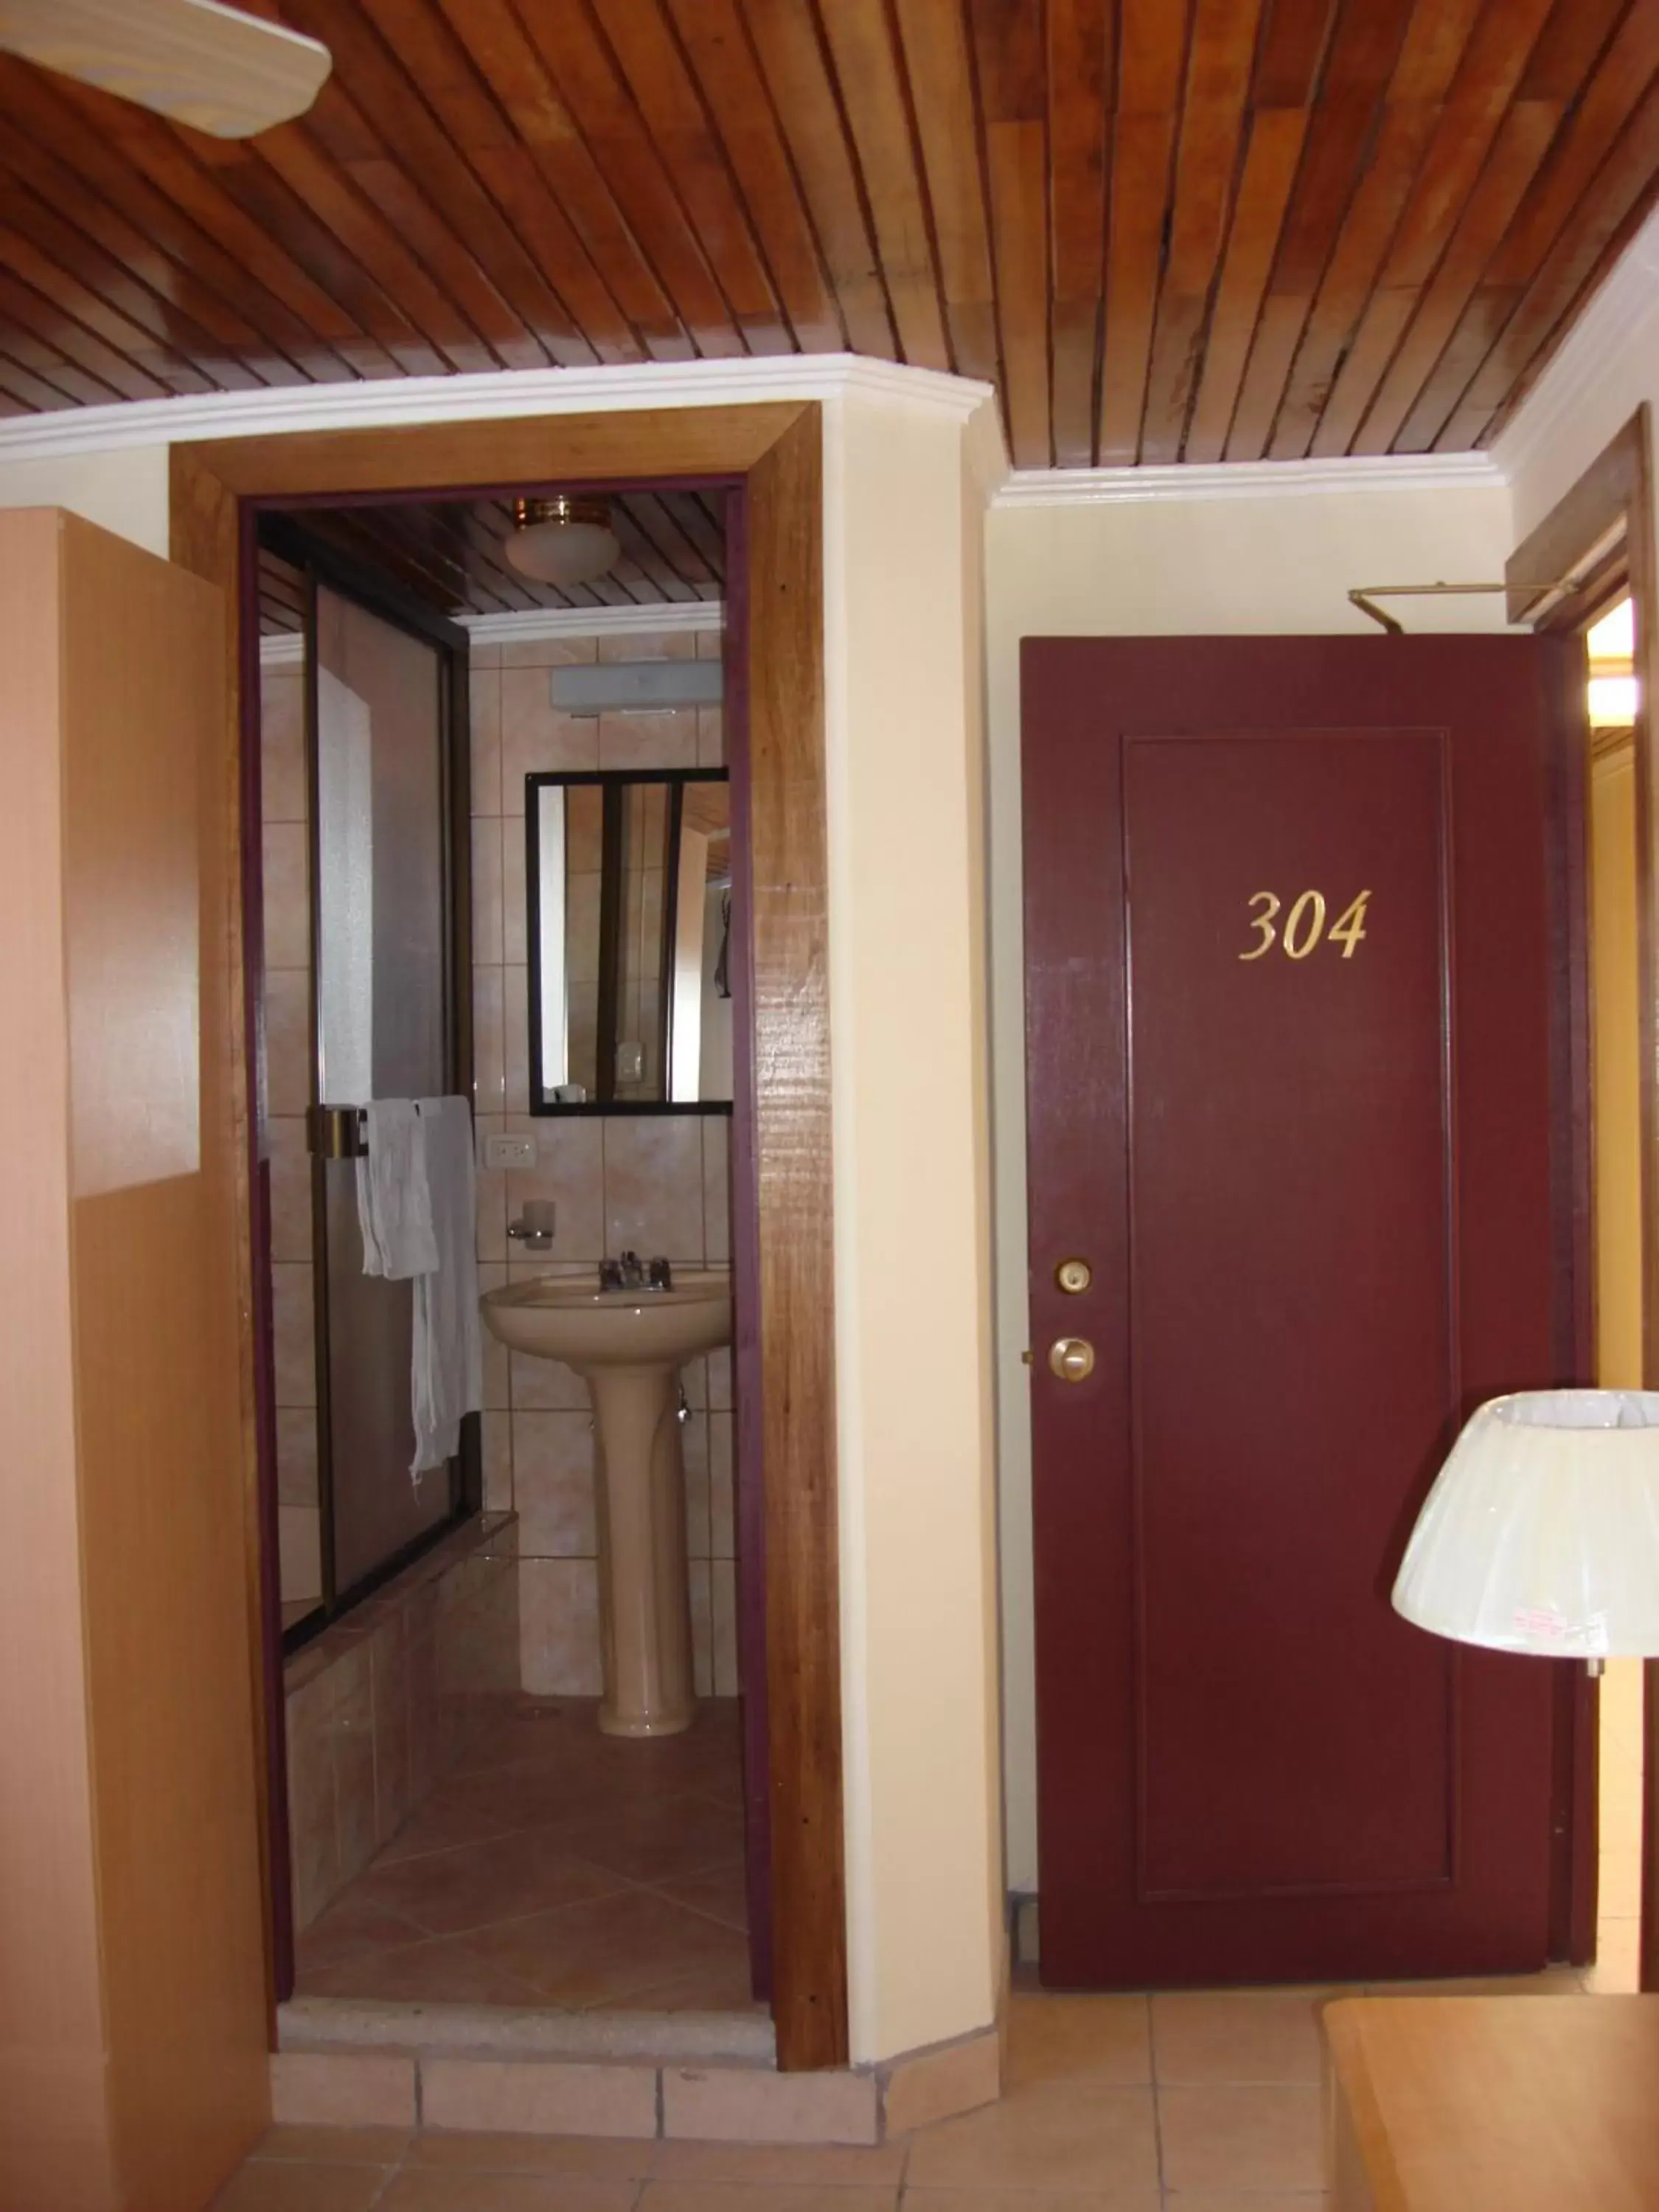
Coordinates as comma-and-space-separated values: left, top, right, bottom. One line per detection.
484, 1133, 537, 1171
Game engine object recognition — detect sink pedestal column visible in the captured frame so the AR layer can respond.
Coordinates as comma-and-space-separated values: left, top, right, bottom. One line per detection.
587, 1363, 695, 1737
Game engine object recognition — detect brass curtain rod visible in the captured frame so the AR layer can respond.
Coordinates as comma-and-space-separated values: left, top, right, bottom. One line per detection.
1349, 580, 1587, 636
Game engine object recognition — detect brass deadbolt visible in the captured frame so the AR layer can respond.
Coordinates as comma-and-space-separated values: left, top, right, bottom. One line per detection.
1055, 1256, 1093, 1295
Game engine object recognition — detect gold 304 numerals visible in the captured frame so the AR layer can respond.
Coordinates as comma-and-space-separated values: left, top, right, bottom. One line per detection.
1239, 889, 1371, 962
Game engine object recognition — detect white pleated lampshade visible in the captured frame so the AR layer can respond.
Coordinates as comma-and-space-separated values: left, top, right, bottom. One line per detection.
1393, 1390, 1659, 1660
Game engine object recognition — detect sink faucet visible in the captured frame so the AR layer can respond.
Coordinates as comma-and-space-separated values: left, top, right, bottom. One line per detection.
599, 1252, 672, 1292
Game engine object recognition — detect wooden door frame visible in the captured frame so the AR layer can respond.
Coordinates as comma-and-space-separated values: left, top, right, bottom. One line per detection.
170, 400, 848, 2072
1506, 403, 1659, 1991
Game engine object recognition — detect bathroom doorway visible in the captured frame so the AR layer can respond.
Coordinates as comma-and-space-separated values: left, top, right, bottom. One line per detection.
248, 480, 767, 2029
177, 400, 845, 2073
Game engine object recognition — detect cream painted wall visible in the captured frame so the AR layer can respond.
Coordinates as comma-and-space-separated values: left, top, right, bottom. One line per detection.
984, 475, 1517, 1895
0, 447, 170, 557
825, 387, 1002, 2061
1497, 204, 1659, 547
0, 361, 1003, 2067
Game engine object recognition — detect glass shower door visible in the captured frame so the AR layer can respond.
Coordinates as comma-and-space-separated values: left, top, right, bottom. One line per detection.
310, 577, 462, 1599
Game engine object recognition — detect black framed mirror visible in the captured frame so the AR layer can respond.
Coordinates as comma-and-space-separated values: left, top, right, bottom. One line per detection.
526, 768, 734, 1114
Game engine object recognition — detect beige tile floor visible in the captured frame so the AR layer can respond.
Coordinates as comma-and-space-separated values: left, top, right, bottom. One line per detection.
240, 1668, 1642, 2208
220, 1971, 1622, 2211
294, 1697, 759, 2014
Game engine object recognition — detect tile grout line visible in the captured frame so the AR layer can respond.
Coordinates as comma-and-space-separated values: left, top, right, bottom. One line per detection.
1145, 1991, 1171, 2208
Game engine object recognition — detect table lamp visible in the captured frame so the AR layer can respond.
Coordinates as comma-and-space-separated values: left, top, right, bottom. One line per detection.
1393, 1389, 1659, 1673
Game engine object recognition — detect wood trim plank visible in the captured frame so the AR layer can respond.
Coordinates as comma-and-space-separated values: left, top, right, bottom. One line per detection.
821, 0, 950, 374
1307, 0, 1556, 458
1042, 0, 1113, 466
1439, 77, 1659, 451
498, 0, 751, 357
1185, 107, 1312, 462
1267, 0, 1484, 459
1138, 0, 1267, 465
742, 0, 897, 359
586, 0, 796, 351
1401, 10, 1659, 453
1358, 95, 1568, 455
664, 0, 849, 355
894, 0, 1000, 394
1098, 0, 1190, 463
740, 403, 846, 2067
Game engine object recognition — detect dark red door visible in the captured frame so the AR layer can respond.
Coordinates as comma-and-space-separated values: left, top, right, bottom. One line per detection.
1023, 636, 1587, 1989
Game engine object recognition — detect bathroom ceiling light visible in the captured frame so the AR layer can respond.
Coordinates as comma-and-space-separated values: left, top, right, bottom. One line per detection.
506, 497, 622, 589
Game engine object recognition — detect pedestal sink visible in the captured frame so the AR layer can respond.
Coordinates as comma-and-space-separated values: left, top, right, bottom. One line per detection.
480, 1269, 731, 1738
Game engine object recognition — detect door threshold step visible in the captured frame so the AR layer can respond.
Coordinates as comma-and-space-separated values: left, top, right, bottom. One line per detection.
278, 1994, 776, 2067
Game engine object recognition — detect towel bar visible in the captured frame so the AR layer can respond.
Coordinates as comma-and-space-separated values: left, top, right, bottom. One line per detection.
307, 1103, 369, 1159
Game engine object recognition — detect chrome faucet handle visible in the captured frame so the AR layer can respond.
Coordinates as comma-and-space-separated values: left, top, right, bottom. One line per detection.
648, 1256, 673, 1290
599, 1258, 625, 1292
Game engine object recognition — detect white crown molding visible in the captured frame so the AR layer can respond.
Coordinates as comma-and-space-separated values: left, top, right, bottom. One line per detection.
993, 449, 1506, 509
0, 354, 998, 463
461, 599, 722, 644
260, 601, 721, 657
1489, 201, 1659, 490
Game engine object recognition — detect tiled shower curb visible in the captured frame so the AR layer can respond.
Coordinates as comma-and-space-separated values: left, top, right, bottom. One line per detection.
272, 2003, 1001, 2146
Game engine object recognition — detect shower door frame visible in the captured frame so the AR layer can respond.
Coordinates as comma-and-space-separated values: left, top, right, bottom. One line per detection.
173, 403, 846, 2075
261, 513, 481, 1644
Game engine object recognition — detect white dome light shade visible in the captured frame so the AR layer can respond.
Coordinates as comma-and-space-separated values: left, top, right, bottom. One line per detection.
1393, 1390, 1659, 1660
505, 496, 621, 588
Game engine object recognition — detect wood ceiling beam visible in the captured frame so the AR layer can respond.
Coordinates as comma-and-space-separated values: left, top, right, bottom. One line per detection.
1183, 0, 1332, 461
820, 0, 950, 374
1402, 5, 1659, 451
742, 0, 897, 358
1306, 0, 1556, 458
0, 0, 1649, 465
1139, 0, 1268, 465
968, 0, 1051, 465
891, 0, 999, 394
588, 0, 793, 352
1099, 0, 1189, 464
1440, 72, 1659, 451
0, 63, 369, 383
664, 0, 846, 353
1225, 0, 1419, 462
1266, 0, 1483, 461
427, 0, 685, 358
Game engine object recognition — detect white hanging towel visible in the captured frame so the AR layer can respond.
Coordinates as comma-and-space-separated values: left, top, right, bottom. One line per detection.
410, 1096, 483, 1477
355, 1100, 439, 1279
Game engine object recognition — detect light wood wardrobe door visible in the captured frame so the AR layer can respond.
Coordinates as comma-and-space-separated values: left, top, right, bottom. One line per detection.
0, 508, 268, 2212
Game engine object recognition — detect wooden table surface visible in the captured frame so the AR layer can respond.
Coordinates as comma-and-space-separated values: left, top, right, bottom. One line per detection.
1325, 1996, 1659, 2212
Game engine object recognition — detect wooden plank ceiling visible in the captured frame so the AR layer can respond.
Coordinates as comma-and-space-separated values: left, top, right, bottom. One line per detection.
257, 487, 726, 625
0, 1, 1655, 468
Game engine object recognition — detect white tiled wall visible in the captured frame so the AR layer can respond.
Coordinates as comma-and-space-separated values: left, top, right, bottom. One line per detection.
470, 627, 737, 1699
